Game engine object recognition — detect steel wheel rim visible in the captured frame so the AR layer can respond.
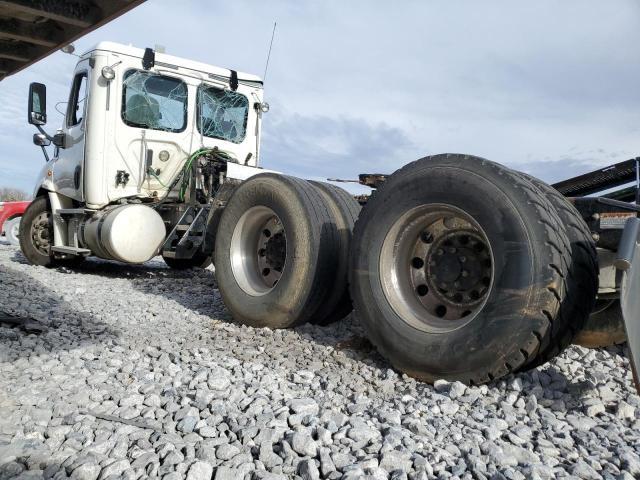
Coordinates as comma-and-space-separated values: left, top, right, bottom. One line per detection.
230, 206, 287, 296
379, 204, 494, 333
30, 211, 51, 256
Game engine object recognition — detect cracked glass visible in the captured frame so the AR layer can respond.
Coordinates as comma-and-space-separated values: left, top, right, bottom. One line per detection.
197, 85, 249, 144
122, 70, 188, 133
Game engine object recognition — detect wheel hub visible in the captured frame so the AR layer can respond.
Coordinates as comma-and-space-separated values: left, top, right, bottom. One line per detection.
30, 212, 51, 255
264, 231, 286, 272
230, 206, 288, 296
380, 204, 495, 333
425, 231, 492, 308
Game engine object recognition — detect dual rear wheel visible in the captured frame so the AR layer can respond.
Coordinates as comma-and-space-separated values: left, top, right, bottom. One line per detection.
348, 155, 600, 383
214, 174, 359, 328
214, 155, 599, 384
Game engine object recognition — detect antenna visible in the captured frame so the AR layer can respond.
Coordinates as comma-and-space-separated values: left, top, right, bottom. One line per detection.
262, 22, 277, 82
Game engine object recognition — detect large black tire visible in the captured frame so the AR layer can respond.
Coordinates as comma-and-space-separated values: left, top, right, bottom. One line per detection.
214, 173, 339, 328
349, 154, 571, 384
163, 253, 212, 270
517, 173, 598, 366
308, 181, 361, 325
19, 196, 55, 267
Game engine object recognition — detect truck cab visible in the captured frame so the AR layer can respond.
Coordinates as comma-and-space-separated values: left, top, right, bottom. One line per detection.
23, 42, 269, 268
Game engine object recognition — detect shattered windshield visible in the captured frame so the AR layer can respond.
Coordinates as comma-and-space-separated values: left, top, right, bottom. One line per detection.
122, 70, 188, 132
197, 85, 249, 144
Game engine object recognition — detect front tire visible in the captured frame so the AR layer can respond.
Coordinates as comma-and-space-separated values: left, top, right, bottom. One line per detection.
19, 196, 55, 266
4, 216, 21, 246
349, 154, 571, 384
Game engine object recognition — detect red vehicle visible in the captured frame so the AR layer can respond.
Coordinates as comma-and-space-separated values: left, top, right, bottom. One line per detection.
0, 201, 30, 246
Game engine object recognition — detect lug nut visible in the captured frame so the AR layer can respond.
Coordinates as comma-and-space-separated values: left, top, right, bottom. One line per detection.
459, 256, 467, 263
461, 270, 469, 277
420, 231, 434, 243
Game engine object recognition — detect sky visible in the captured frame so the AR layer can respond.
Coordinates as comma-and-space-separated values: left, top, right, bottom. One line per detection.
0, 0, 639, 195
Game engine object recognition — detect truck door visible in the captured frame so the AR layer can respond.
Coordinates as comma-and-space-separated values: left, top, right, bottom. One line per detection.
52, 61, 90, 201
110, 69, 192, 201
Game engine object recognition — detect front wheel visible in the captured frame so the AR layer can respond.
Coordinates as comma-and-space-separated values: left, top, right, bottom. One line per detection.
4, 216, 21, 246
19, 196, 55, 266
18, 196, 85, 268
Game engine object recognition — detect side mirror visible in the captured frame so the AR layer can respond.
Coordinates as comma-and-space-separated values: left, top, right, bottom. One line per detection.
28, 82, 47, 125
32, 133, 51, 147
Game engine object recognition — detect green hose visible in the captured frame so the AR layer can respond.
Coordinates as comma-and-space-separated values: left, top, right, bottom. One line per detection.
147, 169, 169, 188
177, 147, 237, 201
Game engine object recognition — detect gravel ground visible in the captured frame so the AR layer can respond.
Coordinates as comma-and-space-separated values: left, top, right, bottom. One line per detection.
0, 241, 639, 480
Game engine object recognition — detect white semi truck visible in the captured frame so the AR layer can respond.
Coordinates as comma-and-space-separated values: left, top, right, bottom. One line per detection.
20, 42, 639, 389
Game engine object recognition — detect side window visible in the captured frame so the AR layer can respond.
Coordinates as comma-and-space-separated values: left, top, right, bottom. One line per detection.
67, 72, 88, 127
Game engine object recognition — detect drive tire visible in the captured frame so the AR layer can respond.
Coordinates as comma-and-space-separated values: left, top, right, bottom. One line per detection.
214, 173, 339, 328
349, 154, 571, 384
309, 181, 361, 325
163, 253, 212, 270
19, 196, 55, 267
4, 216, 21, 246
516, 173, 598, 366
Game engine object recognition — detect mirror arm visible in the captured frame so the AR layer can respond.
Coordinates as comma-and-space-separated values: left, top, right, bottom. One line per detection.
39, 145, 50, 162
35, 124, 54, 142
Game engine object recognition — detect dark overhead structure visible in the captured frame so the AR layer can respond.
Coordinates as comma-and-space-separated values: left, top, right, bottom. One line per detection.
0, 0, 146, 81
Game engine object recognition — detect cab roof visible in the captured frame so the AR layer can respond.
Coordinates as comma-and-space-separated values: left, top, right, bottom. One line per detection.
85, 41, 263, 85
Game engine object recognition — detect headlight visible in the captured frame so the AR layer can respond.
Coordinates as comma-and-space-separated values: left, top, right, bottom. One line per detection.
101, 66, 115, 81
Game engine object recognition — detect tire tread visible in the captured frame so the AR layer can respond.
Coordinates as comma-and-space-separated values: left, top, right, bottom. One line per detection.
350, 153, 572, 384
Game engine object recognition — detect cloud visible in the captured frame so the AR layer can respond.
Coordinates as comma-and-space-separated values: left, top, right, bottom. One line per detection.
261, 108, 416, 181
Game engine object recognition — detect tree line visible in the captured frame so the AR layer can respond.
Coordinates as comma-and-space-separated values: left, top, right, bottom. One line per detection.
0, 187, 29, 201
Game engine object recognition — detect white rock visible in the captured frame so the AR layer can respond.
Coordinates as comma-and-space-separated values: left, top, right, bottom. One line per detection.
186, 461, 213, 480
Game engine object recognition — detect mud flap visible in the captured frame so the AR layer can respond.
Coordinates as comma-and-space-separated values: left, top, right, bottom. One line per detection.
616, 217, 640, 394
